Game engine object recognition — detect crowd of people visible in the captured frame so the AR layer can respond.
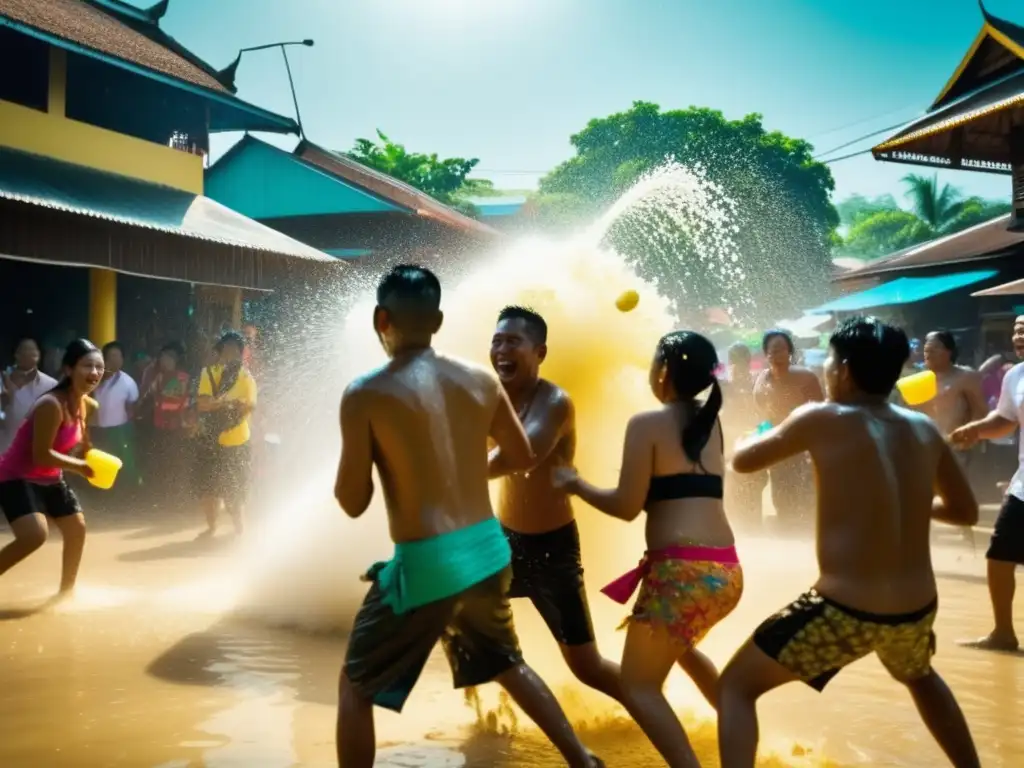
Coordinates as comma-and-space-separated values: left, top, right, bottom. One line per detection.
331, 263, 1018, 768
4, 261, 1024, 767
0, 327, 262, 592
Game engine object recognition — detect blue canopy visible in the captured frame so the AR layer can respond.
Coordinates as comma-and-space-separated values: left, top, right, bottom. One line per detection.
808, 270, 998, 314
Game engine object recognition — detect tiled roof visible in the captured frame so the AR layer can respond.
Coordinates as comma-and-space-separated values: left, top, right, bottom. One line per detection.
0, 0, 228, 93
297, 142, 500, 238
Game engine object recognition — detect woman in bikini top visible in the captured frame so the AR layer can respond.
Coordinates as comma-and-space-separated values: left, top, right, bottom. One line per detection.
553, 330, 741, 768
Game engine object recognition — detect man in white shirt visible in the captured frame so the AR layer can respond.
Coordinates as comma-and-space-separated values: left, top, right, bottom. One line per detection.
91, 342, 140, 487
951, 315, 1024, 652
0, 337, 57, 455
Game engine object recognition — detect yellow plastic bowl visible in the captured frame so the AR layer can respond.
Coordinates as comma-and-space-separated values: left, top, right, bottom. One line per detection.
615, 289, 640, 313
895, 369, 937, 406
85, 448, 123, 490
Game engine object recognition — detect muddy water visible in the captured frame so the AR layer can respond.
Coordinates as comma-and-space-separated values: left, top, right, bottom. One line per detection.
0, 523, 1021, 767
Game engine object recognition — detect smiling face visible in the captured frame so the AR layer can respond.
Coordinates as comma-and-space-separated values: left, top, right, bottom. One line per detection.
490, 317, 545, 389
1013, 316, 1024, 360
69, 351, 105, 395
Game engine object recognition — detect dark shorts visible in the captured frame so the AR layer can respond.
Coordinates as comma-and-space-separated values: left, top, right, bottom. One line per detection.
194, 442, 251, 504
343, 566, 523, 713
0, 478, 82, 524
503, 520, 595, 646
987, 494, 1024, 565
753, 589, 937, 691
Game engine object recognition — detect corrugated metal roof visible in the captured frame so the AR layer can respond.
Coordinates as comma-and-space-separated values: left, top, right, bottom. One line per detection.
833, 215, 1024, 282
0, 0, 227, 92
0, 146, 334, 262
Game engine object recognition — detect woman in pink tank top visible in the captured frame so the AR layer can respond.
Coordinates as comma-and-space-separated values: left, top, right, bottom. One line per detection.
0, 339, 104, 596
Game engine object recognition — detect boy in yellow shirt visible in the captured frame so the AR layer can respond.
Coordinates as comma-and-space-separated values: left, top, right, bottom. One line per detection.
196, 331, 257, 538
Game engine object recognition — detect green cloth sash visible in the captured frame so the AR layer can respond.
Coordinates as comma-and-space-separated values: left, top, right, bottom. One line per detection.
367, 517, 511, 615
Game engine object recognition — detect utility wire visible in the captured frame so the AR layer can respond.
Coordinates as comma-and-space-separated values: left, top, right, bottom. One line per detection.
474, 113, 918, 175
813, 120, 913, 160
806, 104, 921, 141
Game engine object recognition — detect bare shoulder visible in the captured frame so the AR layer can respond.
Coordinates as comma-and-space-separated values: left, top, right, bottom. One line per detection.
341, 369, 383, 406
955, 365, 982, 383
789, 399, 836, 425
33, 393, 61, 415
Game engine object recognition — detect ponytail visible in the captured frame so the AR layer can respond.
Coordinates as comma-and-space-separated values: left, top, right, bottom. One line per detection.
681, 379, 722, 466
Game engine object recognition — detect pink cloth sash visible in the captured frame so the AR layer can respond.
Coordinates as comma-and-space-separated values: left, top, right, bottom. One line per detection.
601, 544, 740, 605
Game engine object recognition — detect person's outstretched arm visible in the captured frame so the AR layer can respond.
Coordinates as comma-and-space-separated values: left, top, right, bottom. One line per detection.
489, 391, 572, 478
489, 380, 535, 473
555, 414, 652, 521
732, 402, 820, 474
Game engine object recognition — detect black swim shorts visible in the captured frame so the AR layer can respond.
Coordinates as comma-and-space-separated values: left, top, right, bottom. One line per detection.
503, 520, 596, 647
194, 442, 251, 505
753, 589, 937, 691
0, 478, 81, 524
343, 566, 523, 713
987, 494, 1024, 566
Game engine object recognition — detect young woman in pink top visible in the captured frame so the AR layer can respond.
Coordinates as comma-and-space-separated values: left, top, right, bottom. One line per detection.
0, 339, 104, 595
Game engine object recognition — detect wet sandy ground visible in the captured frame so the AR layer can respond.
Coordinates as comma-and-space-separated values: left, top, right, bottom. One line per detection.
0, 510, 1021, 767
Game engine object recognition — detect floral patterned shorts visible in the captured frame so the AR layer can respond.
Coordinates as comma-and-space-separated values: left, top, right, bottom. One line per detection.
752, 589, 937, 691
625, 558, 744, 650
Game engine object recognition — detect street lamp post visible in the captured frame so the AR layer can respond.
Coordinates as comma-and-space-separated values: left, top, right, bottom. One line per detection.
220, 39, 314, 137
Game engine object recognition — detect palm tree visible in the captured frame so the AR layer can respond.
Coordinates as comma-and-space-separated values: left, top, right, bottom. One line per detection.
901, 173, 980, 234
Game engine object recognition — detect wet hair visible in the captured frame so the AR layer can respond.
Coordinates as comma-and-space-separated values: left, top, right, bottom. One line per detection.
761, 329, 795, 355
497, 305, 548, 345
102, 341, 124, 358
50, 339, 101, 394
829, 316, 909, 397
927, 329, 958, 363
214, 330, 245, 354
376, 264, 442, 331
656, 331, 722, 467
727, 342, 751, 365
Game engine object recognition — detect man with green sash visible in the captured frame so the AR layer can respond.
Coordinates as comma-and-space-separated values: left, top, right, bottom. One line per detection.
334, 265, 603, 768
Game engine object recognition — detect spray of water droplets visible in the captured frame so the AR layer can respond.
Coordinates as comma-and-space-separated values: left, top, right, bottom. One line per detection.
587, 159, 754, 323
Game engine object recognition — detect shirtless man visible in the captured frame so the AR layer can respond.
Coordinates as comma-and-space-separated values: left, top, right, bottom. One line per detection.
718, 316, 980, 768
488, 306, 623, 705
918, 330, 987, 470
334, 266, 601, 768
753, 329, 823, 530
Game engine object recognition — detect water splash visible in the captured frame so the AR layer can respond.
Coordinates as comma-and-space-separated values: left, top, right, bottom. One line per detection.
586, 159, 753, 323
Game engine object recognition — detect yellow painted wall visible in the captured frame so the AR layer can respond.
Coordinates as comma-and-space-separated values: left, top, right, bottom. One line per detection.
1, 53, 204, 197
0, 99, 203, 194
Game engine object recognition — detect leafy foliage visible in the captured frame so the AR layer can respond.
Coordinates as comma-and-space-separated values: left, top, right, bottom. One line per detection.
535, 102, 839, 321
346, 130, 482, 216
835, 173, 1011, 260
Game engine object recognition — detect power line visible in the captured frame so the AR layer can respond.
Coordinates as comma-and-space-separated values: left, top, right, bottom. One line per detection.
474, 113, 915, 176
806, 104, 921, 141
813, 120, 911, 160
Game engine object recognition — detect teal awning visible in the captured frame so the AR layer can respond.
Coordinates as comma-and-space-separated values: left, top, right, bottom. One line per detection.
807, 270, 998, 314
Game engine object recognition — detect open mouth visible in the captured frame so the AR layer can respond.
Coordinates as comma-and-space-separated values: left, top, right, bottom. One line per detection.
494, 360, 518, 379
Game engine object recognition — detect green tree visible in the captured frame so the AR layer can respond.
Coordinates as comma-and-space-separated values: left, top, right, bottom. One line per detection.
901, 173, 978, 233
537, 102, 839, 322
839, 209, 933, 259
346, 131, 483, 216
835, 193, 899, 230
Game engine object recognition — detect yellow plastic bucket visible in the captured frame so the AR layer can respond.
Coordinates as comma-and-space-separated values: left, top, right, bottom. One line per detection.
85, 449, 123, 490
895, 369, 937, 406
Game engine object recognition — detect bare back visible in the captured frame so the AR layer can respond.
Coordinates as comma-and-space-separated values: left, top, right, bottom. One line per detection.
642, 404, 734, 549
808, 403, 943, 612
359, 351, 503, 543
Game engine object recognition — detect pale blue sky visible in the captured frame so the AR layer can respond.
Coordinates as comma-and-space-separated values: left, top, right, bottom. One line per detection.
154, 0, 1017, 207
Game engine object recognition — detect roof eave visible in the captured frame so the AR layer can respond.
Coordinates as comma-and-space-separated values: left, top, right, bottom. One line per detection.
0, 14, 298, 135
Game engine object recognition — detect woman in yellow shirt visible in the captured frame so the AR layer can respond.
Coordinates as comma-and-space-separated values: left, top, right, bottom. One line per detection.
195, 331, 257, 538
